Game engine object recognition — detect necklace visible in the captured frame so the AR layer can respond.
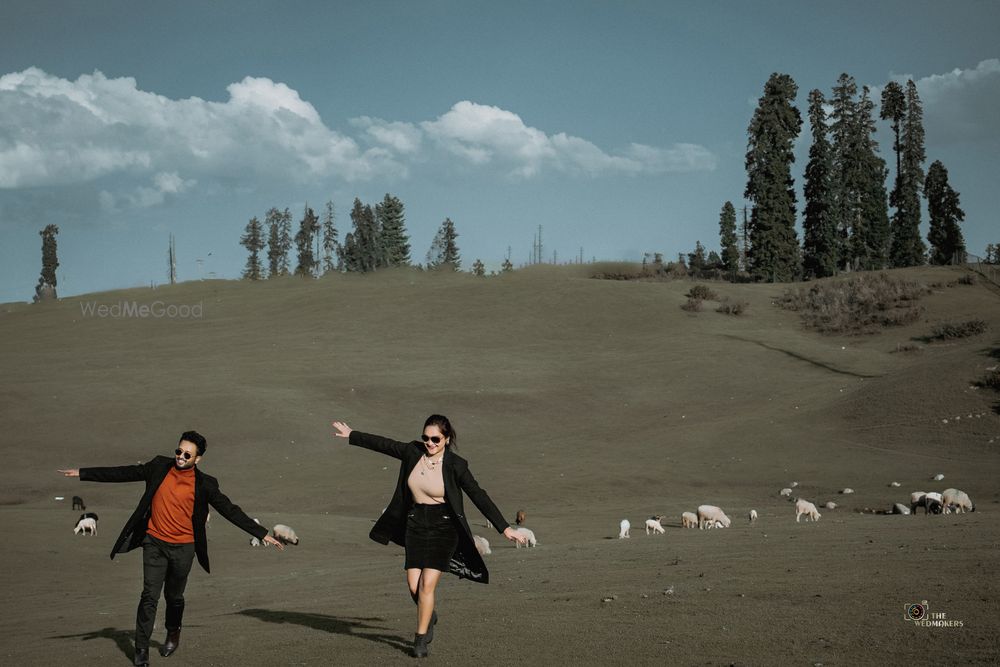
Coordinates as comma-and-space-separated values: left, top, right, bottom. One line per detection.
420, 454, 443, 475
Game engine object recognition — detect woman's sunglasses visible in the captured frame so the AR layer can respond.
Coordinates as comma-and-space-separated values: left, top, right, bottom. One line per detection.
421, 435, 442, 444
175, 449, 194, 460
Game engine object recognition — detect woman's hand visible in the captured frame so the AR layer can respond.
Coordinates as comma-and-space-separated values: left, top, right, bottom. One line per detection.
331, 421, 353, 439
503, 526, 527, 546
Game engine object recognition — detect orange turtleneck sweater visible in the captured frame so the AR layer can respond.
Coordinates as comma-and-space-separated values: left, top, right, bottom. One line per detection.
146, 466, 196, 544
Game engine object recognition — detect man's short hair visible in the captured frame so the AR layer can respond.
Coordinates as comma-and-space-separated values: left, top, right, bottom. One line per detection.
179, 430, 207, 456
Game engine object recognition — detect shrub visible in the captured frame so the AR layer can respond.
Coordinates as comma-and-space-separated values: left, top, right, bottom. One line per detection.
716, 298, 749, 316
981, 369, 1000, 391
891, 343, 922, 354
681, 297, 703, 312
778, 273, 929, 334
957, 273, 976, 285
927, 319, 988, 341
687, 284, 718, 300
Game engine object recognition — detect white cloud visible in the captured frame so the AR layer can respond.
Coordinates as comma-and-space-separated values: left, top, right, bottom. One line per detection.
351, 116, 423, 155
99, 171, 196, 211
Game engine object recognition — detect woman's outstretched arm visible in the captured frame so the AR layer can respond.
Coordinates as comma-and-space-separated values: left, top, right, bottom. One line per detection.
332, 420, 411, 460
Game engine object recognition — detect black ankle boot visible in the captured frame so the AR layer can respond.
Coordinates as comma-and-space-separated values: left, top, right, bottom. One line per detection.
133, 647, 149, 666
160, 627, 181, 657
425, 611, 438, 644
413, 633, 429, 658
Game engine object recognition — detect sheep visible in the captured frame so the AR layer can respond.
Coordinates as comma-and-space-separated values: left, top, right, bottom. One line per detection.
840, 488, 854, 495
748, 509, 758, 523
619, 519, 631, 539
909, 491, 927, 514
473, 535, 491, 555
74, 513, 98, 535
789, 481, 799, 488
512, 526, 536, 548
891, 503, 911, 515
515, 510, 526, 526
941, 488, 974, 513
645, 516, 665, 535
250, 518, 267, 547
912, 492, 944, 515
72, 495, 85, 510
697, 505, 731, 530
272, 524, 299, 545
889, 482, 901, 488
794, 499, 821, 523
932, 473, 945, 481
824, 501, 837, 510
681, 511, 698, 529
779, 488, 793, 497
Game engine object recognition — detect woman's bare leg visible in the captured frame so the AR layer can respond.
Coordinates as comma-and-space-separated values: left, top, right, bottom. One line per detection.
416, 568, 442, 634
406, 568, 421, 606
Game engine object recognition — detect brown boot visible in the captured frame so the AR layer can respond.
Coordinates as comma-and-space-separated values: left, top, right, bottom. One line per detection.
160, 628, 181, 657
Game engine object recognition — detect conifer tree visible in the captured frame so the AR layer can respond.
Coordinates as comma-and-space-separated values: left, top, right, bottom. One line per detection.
472, 259, 485, 276
240, 216, 265, 280
744, 73, 802, 282
321, 200, 339, 274
925, 160, 966, 265
277, 208, 293, 275
501, 258, 514, 272
35, 224, 59, 301
265, 207, 282, 278
853, 87, 891, 270
802, 89, 838, 278
427, 218, 461, 270
718, 201, 739, 275
889, 80, 927, 267
340, 232, 360, 272
687, 240, 707, 277
376, 193, 410, 267
294, 205, 320, 276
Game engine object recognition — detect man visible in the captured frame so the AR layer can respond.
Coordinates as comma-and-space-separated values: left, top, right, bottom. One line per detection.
59, 431, 283, 666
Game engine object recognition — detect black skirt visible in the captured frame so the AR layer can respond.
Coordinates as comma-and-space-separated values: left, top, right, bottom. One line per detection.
404, 503, 460, 571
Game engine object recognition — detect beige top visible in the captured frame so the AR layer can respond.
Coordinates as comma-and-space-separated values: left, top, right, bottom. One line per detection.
407, 454, 446, 504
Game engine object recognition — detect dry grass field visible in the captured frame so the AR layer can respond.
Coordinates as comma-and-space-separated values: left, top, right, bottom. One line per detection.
1, 264, 998, 666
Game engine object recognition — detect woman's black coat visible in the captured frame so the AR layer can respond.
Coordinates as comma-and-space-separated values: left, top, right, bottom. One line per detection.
348, 431, 510, 584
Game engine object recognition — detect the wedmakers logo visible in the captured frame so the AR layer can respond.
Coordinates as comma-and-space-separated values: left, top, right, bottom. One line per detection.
904, 600, 964, 628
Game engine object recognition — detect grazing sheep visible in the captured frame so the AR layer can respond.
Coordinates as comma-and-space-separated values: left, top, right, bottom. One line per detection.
749, 509, 758, 523
941, 488, 975, 513
645, 516, 665, 535
891, 503, 911, 515
512, 526, 537, 548
912, 492, 944, 515
72, 496, 85, 510
779, 488, 793, 497
795, 499, 821, 522
789, 481, 799, 488
515, 510, 526, 526
473, 535, 491, 555
681, 511, 698, 529
74, 513, 98, 535
889, 482, 901, 488
619, 519, 631, 539
840, 488, 854, 495
250, 519, 267, 547
909, 491, 927, 514
824, 501, 837, 510
933, 473, 945, 481
696, 505, 731, 530
272, 524, 299, 545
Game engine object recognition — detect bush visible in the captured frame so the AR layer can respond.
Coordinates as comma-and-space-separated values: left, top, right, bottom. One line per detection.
716, 298, 749, 316
981, 369, 1000, 391
891, 343, 922, 354
957, 273, 976, 285
687, 284, 718, 300
778, 273, 929, 335
681, 297, 703, 312
927, 319, 988, 341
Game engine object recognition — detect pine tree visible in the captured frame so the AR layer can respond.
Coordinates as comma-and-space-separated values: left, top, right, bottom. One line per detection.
321, 200, 340, 274
854, 86, 890, 271
294, 205, 320, 276
265, 207, 282, 278
472, 259, 485, 276
744, 72, 802, 282
240, 216, 265, 280
277, 208, 293, 275
687, 240, 707, 277
889, 80, 927, 267
501, 258, 514, 272
34, 224, 59, 301
802, 89, 838, 279
376, 193, 410, 267
830, 74, 858, 270
925, 160, 966, 265
718, 201, 739, 275
427, 218, 461, 270
340, 232, 360, 272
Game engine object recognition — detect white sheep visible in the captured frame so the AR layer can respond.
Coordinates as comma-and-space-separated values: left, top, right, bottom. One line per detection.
889, 482, 901, 487
840, 488, 854, 495
272, 524, 299, 545
512, 526, 536, 548
748, 509, 758, 523
74, 515, 98, 536
789, 481, 799, 488
824, 501, 837, 510
941, 488, 974, 513
645, 516, 665, 535
779, 488, 793, 497
909, 491, 927, 514
250, 518, 267, 547
619, 519, 631, 539
794, 499, 821, 523
697, 505, 731, 530
912, 492, 944, 515
681, 511, 698, 529
473, 535, 491, 555
932, 473, 945, 481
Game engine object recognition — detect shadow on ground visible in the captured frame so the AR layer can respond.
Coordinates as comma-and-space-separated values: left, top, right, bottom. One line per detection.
236, 608, 412, 656
50, 627, 136, 662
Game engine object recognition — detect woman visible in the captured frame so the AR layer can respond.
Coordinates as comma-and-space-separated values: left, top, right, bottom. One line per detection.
331, 415, 525, 658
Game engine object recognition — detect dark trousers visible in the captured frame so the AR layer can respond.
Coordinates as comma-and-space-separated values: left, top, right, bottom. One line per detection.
135, 534, 196, 649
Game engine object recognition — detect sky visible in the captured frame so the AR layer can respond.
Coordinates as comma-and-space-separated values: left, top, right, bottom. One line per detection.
1, 0, 998, 302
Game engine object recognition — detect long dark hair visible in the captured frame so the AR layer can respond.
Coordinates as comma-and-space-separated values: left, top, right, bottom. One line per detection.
424, 414, 457, 451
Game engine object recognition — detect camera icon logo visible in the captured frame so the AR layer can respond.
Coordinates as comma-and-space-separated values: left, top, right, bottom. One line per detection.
904, 601, 929, 621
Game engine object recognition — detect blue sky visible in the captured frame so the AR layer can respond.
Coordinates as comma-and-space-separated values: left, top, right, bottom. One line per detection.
1, 0, 998, 301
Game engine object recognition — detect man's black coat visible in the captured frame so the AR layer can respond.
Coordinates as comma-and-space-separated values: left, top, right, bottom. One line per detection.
348, 430, 510, 584
79, 456, 267, 573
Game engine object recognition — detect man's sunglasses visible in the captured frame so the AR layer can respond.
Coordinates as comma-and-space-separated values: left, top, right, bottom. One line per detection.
175, 449, 195, 460
421, 435, 442, 444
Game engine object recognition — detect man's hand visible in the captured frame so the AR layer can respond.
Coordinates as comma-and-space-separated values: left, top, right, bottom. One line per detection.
57, 469, 80, 477
262, 535, 284, 551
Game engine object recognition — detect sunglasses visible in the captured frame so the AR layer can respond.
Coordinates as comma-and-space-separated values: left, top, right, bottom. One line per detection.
421, 435, 443, 444
175, 449, 195, 460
